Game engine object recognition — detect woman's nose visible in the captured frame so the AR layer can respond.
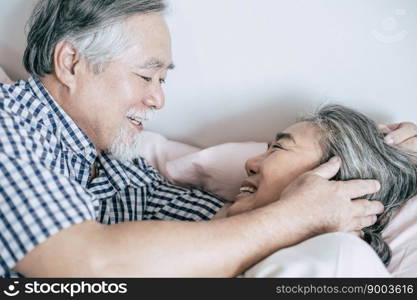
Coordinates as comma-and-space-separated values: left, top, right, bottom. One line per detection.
245, 155, 263, 176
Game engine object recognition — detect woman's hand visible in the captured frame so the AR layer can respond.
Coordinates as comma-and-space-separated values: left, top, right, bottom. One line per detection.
379, 122, 417, 153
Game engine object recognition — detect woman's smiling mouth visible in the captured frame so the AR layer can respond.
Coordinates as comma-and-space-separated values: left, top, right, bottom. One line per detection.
237, 180, 258, 198
239, 186, 257, 194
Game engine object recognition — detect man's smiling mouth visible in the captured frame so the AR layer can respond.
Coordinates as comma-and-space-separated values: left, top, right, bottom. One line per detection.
126, 109, 155, 129
127, 116, 143, 126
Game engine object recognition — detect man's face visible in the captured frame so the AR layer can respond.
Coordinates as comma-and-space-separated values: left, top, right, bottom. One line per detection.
73, 13, 173, 160
228, 122, 324, 216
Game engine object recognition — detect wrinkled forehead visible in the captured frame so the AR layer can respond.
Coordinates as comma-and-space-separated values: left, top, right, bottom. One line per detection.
128, 13, 170, 39
278, 121, 325, 154
123, 13, 173, 66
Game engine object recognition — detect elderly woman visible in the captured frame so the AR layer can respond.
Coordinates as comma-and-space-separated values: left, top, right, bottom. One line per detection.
225, 104, 417, 267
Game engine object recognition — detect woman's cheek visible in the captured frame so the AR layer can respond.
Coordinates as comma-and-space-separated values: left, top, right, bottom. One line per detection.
256, 187, 283, 207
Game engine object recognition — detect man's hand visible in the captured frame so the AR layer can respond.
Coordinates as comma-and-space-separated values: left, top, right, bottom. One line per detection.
379, 122, 417, 153
278, 157, 384, 234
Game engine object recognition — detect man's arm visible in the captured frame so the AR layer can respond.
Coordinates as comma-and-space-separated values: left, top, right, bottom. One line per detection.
14, 157, 383, 277
13, 207, 316, 277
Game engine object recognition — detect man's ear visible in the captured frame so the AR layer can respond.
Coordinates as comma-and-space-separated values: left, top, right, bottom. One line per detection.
53, 41, 84, 89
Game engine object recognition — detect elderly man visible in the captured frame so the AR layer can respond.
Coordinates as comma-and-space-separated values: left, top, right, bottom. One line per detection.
1, 0, 416, 278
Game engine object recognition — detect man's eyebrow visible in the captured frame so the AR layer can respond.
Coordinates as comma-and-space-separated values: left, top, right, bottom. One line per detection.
275, 132, 296, 143
137, 59, 175, 70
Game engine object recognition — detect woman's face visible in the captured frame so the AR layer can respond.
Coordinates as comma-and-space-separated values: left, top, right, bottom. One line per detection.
228, 121, 325, 216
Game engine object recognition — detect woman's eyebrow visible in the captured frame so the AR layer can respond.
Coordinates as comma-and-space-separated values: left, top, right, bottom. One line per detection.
275, 132, 296, 144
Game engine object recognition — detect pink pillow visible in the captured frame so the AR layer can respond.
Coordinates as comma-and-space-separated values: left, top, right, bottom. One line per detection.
165, 142, 267, 201
137, 131, 200, 179
382, 196, 417, 277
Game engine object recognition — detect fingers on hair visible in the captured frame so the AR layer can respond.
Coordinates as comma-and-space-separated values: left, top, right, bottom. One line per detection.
309, 157, 341, 179
342, 179, 381, 199
351, 199, 384, 217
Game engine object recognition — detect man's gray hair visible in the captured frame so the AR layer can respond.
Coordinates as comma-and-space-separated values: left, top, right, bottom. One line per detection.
303, 104, 417, 266
24, 0, 166, 77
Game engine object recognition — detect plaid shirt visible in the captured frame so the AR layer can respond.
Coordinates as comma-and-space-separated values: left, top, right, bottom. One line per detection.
0, 77, 225, 277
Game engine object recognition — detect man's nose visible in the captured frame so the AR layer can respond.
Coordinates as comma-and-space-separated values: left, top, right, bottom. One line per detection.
245, 155, 263, 176
143, 84, 165, 110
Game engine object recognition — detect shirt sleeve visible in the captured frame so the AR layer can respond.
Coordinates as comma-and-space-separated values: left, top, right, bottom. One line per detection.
133, 158, 226, 221
92, 153, 226, 223
143, 178, 226, 221
0, 151, 96, 276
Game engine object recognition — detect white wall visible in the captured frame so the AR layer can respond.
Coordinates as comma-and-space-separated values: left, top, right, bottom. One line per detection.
1, 0, 416, 147
0, 0, 37, 79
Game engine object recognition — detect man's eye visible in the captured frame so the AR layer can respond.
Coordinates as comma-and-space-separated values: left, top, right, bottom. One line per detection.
138, 75, 152, 82
137, 75, 166, 85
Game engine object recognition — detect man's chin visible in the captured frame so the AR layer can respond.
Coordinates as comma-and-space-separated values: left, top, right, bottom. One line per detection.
108, 130, 143, 163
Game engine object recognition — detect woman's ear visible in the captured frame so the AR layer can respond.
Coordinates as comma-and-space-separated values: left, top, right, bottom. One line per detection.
53, 41, 84, 90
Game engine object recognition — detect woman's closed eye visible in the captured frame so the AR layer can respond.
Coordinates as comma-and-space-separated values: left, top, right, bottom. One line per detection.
268, 142, 286, 151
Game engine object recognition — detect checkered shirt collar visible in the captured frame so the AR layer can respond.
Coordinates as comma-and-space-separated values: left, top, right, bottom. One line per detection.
28, 77, 97, 163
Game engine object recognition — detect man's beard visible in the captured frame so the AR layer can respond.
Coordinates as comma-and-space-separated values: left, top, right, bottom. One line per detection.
108, 123, 144, 163
108, 108, 155, 163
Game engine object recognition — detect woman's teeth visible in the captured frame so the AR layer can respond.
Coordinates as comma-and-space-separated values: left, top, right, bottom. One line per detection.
239, 186, 256, 194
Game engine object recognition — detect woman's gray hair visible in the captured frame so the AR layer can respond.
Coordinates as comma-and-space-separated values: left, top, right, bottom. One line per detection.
24, 0, 166, 77
302, 104, 417, 266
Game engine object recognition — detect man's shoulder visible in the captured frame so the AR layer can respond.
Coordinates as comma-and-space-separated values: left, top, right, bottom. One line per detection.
1, 81, 29, 129
0, 81, 60, 161
0, 79, 27, 96
0, 81, 15, 110
1, 79, 44, 115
